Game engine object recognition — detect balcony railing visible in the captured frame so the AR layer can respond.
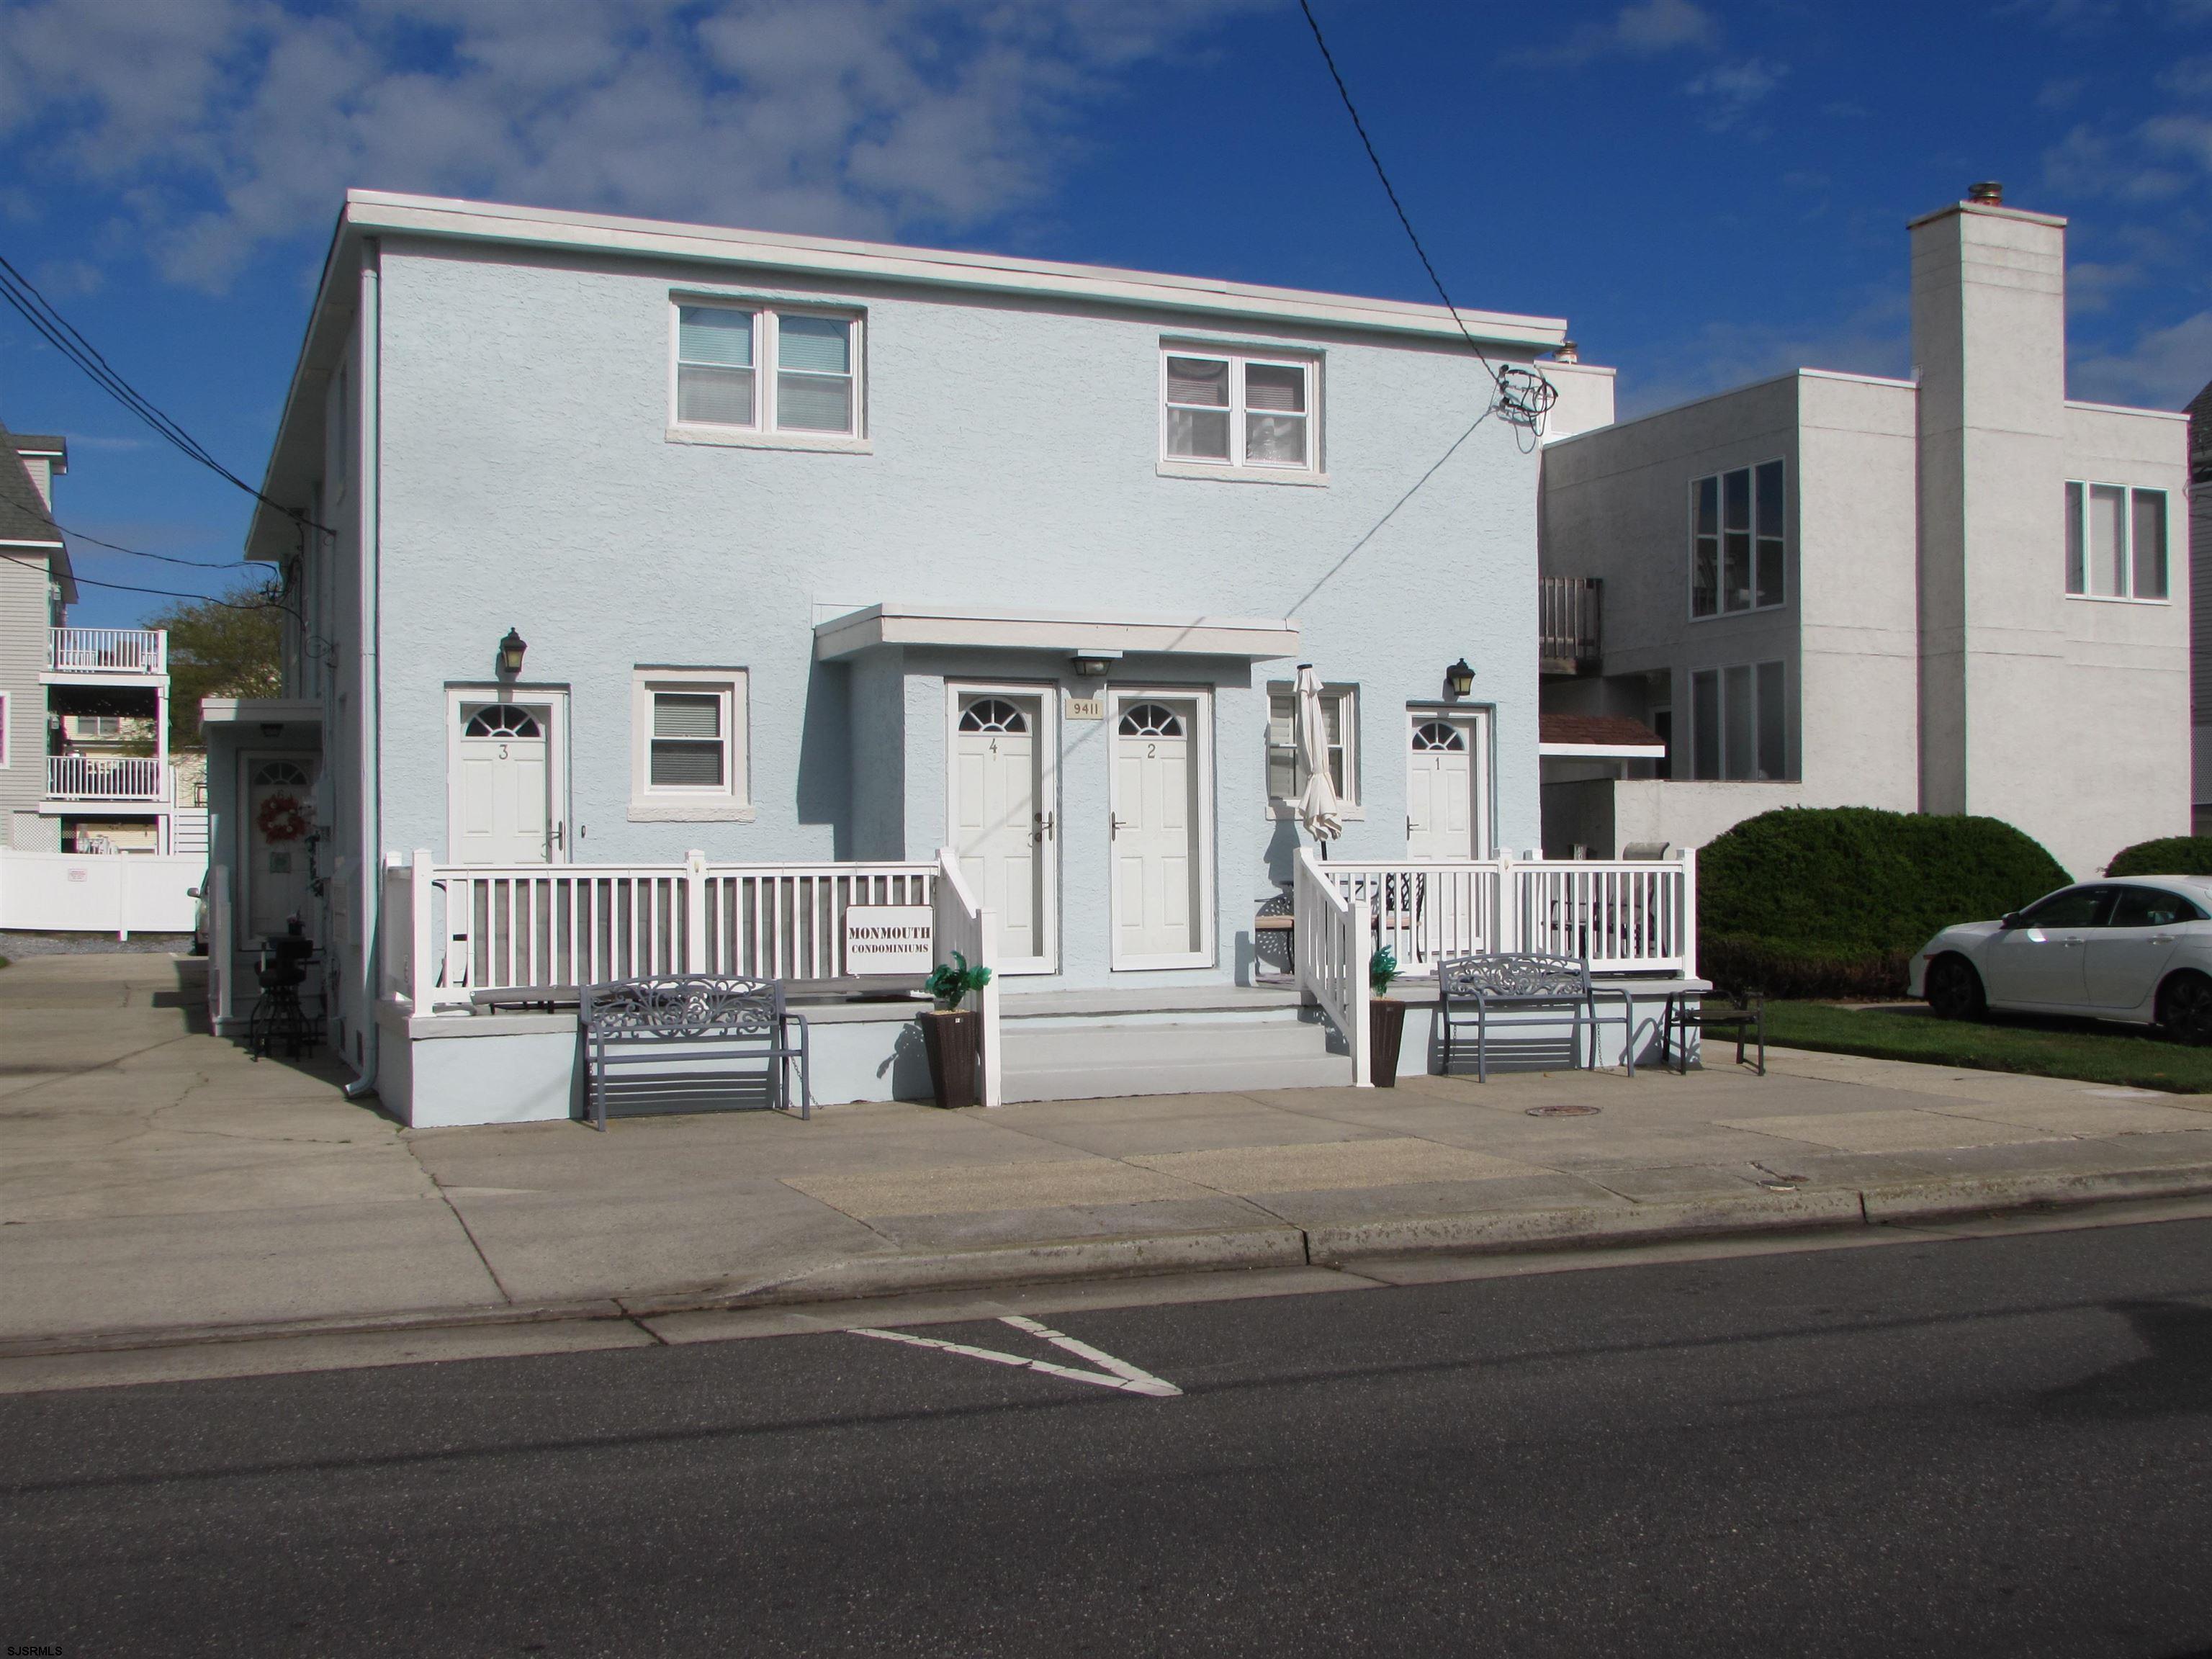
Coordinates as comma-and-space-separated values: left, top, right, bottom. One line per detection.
47, 626, 166, 675
1539, 577, 1601, 675
47, 755, 168, 801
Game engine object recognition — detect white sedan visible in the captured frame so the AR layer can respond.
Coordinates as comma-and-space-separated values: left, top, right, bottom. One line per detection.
1909, 876, 2212, 1041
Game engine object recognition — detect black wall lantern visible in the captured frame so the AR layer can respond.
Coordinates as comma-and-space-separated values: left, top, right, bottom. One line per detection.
1444, 657, 1475, 698
497, 627, 528, 678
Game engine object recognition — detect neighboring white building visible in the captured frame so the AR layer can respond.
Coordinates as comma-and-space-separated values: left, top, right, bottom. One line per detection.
199, 190, 1697, 1126
0, 424, 196, 860
1538, 186, 2192, 880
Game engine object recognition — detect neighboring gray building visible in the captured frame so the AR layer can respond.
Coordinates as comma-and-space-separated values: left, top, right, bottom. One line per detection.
1538, 187, 2191, 881
0, 426, 189, 858
2188, 377, 2212, 834
210, 190, 1644, 1118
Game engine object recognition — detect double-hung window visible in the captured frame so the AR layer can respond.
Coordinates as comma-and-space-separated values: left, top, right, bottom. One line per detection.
1691, 460, 1785, 617
1162, 349, 1318, 474
674, 304, 861, 439
630, 668, 751, 820
1265, 683, 1357, 809
1689, 661, 1786, 781
2065, 482, 2167, 600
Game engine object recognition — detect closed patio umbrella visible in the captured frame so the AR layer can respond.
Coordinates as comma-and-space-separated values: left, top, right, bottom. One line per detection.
1294, 663, 1343, 853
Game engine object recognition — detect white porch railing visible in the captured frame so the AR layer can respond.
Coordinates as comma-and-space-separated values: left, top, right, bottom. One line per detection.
1318, 849, 1697, 978
384, 850, 943, 1010
47, 755, 168, 801
1295, 846, 1370, 1087
932, 848, 1002, 1108
207, 863, 234, 1030
47, 626, 166, 675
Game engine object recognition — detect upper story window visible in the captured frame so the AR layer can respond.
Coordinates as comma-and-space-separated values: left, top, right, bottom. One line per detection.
1265, 683, 1358, 809
1162, 349, 1318, 475
1690, 460, 1785, 618
674, 304, 861, 439
2066, 482, 2167, 601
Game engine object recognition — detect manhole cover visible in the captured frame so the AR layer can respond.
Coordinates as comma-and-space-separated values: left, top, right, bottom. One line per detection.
1527, 1104, 1602, 1118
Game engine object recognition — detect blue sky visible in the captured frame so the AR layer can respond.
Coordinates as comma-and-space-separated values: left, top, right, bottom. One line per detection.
3, 0, 2209, 627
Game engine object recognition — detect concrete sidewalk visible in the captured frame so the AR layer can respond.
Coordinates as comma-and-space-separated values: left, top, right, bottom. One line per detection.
8, 951, 2212, 1355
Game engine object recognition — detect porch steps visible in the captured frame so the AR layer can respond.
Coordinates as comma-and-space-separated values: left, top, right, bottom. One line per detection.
997, 986, 1349, 1102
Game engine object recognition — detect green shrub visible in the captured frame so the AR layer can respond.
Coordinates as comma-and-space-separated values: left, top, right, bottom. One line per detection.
2106, 837, 2212, 878
1697, 807, 2067, 997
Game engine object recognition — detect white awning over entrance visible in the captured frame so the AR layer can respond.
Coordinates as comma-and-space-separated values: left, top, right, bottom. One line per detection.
812, 603, 1300, 662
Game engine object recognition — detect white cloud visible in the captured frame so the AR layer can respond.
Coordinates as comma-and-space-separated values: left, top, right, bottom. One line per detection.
1515, 0, 1718, 67
0, 0, 1268, 290
2070, 308, 2212, 407
1681, 58, 1786, 132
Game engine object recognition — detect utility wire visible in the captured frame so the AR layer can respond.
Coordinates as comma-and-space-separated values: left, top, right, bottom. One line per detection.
42, 511, 279, 570
66, 570, 287, 609
1296, 0, 1556, 433
0, 251, 336, 534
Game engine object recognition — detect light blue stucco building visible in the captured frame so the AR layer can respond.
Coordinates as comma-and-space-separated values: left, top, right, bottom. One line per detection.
208, 191, 1628, 1123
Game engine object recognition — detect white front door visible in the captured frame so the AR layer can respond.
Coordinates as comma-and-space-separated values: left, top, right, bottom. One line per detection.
950, 688, 1055, 974
1406, 714, 1481, 860
456, 702, 553, 865
1110, 693, 1210, 968
244, 755, 317, 940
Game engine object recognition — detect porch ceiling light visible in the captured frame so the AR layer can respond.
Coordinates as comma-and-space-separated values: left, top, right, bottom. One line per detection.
497, 627, 527, 678
1070, 649, 1120, 679
1445, 657, 1475, 698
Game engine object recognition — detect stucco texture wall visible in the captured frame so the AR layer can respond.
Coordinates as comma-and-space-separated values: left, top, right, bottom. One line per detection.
366, 240, 1543, 988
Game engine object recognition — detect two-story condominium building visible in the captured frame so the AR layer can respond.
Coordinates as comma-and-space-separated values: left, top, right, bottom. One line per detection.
0, 424, 190, 859
204, 190, 1689, 1127
1537, 187, 2190, 881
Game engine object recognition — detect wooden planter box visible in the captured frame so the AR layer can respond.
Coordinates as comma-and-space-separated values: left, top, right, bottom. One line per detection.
920, 1008, 981, 1108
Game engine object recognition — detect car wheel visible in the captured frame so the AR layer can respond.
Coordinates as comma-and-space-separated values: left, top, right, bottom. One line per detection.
1925, 955, 1987, 1021
2158, 972, 2212, 1046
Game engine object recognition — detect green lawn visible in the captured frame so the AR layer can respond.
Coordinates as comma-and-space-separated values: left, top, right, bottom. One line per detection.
1760, 1000, 2212, 1094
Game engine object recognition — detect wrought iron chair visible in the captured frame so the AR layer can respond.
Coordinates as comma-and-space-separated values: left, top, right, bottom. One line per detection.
579, 975, 811, 1130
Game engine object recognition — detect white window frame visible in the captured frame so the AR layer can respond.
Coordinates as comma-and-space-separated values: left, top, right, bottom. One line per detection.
0, 689, 9, 768
2065, 480, 2170, 602
1158, 343, 1324, 482
1689, 459, 1786, 620
1688, 660, 1788, 781
667, 298, 868, 453
629, 667, 752, 822
1264, 681, 1362, 817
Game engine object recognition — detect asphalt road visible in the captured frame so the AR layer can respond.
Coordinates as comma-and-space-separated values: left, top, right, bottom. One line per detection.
9, 1220, 2212, 1658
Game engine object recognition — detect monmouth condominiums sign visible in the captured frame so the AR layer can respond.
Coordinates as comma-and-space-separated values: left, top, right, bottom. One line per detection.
845, 906, 934, 975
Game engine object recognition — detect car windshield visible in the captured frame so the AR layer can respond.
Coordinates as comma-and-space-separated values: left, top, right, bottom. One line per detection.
2017, 886, 2113, 929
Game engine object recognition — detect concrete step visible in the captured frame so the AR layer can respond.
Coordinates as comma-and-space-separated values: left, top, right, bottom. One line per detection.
999, 1015, 1350, 1102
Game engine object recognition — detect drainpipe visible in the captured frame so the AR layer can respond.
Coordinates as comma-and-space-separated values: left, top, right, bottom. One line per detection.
344, 238, 383, 1100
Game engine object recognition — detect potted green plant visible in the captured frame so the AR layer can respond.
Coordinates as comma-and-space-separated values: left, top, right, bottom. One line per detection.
1369, 946, 1406, 1087
920, 950, 993, 1107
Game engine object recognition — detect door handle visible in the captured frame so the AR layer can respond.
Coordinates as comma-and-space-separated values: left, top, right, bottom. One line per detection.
2152, 934, 2177, 944
1112, 816, 1130, 839
552, 822, 565, 851
1033, 811, 1056, 844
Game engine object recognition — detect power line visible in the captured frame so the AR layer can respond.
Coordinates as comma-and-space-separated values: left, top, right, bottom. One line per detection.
66, 570, 287, 609
43, 511, 278, 571
1296, 0, 1557, 433
0, 251, 335, 534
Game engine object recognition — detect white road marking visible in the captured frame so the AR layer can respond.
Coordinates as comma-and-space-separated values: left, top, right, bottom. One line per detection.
850, 1316, 1182, 1397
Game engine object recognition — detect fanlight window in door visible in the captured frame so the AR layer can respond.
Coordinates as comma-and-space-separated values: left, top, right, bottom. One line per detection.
1412, 720, 1467, 752
464, 706, 542, 739
1118, 702, 1185, 738
252, 759, 311, 786
958, 698, 1029, 734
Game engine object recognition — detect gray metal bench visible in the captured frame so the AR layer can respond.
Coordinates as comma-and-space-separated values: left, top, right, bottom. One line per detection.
580, 975, 811, 1131
1437, 953, 1635, 1082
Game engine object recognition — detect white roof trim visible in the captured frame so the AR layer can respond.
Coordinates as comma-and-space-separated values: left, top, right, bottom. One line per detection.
1539, 741, 1668, 759
2064, 398, 2190, 423
814, 603, 1300, 662
346, 191, 1568, 349
199, 698, 325, 726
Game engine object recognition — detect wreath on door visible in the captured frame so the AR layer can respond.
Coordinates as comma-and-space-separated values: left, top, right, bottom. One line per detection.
257, 793, 313, 844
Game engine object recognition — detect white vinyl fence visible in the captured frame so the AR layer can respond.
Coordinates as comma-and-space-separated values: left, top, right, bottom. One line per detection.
0, 848, 204, 938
